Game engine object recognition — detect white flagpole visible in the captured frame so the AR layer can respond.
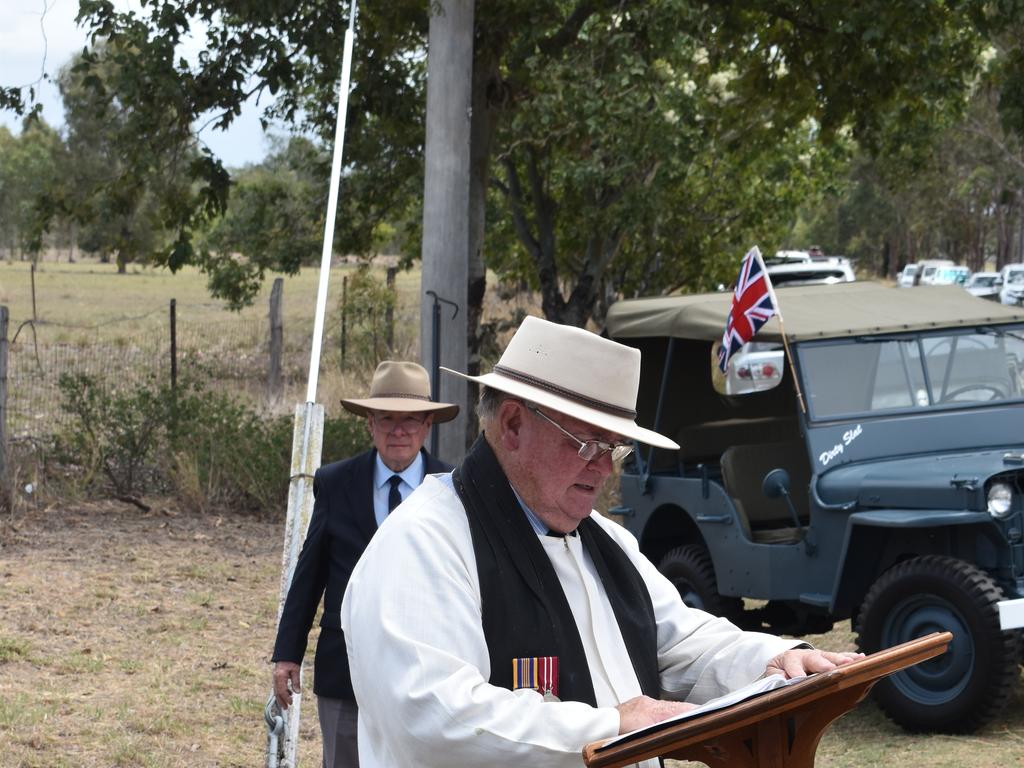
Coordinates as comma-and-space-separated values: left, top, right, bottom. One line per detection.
265, 4, 359, 767
751, 245, 807, 414
306, 1, 359, 405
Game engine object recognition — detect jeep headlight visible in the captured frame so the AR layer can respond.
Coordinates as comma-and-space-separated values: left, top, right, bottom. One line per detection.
988, 483, 1014, 518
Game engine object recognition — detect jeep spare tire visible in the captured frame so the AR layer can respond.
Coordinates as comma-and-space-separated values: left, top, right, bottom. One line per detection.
658, 544, 743, 621
856, 555, 1019, 733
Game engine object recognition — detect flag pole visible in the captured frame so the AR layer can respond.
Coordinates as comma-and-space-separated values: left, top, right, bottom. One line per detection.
752, 247, 807, 415
265, 3, 359, 767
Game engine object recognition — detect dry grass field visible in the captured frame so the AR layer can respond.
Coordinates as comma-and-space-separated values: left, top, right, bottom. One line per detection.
0, 500, 321, 768
0, 258, 426, 415
0, 257, 422, 337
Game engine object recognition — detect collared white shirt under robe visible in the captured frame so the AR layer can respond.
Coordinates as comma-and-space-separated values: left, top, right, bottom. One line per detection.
341, 474, 800, 768
371, 450, 424, 526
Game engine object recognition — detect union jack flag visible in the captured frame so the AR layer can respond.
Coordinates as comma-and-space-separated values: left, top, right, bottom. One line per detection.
717, 246, 778, 373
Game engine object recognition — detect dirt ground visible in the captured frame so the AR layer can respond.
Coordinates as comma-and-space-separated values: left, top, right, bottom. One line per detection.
2, 500, 1024, 767
0, 500, 321, 767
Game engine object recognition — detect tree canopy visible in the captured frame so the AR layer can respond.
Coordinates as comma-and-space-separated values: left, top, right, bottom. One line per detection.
5, 1, 1024, 324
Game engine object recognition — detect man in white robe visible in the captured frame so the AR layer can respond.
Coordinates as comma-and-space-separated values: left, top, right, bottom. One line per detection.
342, 316, 859, 768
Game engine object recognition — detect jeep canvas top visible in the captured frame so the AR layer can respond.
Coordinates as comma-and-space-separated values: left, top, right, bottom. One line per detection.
605, 282, 1024, 733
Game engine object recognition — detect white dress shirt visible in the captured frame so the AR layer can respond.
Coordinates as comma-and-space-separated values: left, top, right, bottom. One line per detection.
371, 450, 424, 527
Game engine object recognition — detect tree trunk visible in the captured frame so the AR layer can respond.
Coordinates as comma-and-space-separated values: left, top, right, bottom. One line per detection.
1018, 197, 1024, 264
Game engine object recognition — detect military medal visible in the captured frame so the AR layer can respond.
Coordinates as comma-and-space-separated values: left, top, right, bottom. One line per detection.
512, 655, 560, 702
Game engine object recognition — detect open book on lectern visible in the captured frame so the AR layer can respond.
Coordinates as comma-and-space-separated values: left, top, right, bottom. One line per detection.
597, 672, 810, 752
585, 633, 952, 768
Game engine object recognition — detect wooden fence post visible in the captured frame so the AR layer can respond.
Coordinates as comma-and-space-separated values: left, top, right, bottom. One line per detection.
169, 299, 178, 390
30, 262, 38, 322
267, 278, 284, 404
340, 275, 348, 370
385, 266, 397, 354
0, 306, 8, 492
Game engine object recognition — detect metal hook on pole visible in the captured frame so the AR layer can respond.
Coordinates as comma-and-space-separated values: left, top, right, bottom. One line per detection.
264, 695, 286, 768
426, 291, 459, 456
426, 290, 460, 319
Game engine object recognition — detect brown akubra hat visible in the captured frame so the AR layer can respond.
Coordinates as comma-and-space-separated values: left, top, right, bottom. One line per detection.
341, 361, 459, 423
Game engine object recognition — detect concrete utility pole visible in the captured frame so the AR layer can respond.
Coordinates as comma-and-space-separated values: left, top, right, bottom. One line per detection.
420, 0, 474, 464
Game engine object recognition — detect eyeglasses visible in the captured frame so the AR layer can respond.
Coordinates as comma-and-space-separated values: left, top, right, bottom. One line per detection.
525, 404, 633, 463
372, 414, 428, 432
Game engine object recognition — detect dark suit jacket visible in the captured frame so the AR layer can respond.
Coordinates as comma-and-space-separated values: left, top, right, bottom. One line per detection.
271, 447, 453, 700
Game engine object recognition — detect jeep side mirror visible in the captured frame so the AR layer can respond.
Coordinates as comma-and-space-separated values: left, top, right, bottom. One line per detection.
762, 468, 791, 499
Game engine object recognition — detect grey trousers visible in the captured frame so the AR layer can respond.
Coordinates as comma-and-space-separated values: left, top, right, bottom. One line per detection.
317, 696, 359, 768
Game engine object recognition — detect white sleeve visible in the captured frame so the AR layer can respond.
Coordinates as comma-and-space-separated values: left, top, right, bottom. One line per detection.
341, 479, 620, 768
591, 515, 802, 704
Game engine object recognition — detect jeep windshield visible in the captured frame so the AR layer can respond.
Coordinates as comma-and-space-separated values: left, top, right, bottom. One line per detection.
798, 325, 1024, 421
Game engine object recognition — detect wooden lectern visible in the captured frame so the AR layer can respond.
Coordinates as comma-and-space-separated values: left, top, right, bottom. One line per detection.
583, 631, 952, 768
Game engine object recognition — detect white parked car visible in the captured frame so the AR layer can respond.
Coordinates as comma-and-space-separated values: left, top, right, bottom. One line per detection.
964, 271, 1001, 301
897, 264, 921, 287
765, 256, 855, 287
1000, 263, 1024, 306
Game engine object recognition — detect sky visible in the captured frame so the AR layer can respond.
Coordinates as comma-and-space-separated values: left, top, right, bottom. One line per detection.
0, 0, 278, 167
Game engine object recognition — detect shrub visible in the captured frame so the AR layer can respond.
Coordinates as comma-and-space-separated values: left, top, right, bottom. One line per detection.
322, 412, 372, 466
56, 373, 174, 495
54, 375, 373, 515
166, 383, 289, 513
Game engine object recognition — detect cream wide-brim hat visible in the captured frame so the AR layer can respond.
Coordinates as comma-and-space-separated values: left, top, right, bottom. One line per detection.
341, 361, 459, 423
442, 316, 679, 450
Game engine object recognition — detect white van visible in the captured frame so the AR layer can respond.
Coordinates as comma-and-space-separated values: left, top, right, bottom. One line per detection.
999, 263, 1024, 306
924, 264, 970, 286
916, 259, 957, 286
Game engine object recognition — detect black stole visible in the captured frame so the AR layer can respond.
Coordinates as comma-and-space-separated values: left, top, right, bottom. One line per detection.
452, 435, 660, 706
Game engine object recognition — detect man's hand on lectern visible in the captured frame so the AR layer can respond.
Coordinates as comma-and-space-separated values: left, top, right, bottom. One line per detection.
616, 695, 697, 733
764, 649, 864, 680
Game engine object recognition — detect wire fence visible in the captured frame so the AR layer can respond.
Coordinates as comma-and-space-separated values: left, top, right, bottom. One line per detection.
5, 310, 288, 439
3, 282, 420, 444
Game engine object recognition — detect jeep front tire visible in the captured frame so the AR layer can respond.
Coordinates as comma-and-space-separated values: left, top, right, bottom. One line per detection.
659, 544, 743, 622
856, 555, 1019, 733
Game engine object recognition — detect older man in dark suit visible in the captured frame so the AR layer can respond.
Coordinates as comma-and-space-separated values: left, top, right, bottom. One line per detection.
271, 361, 458, 768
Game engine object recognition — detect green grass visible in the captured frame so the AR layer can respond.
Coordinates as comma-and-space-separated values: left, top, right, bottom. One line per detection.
0, 693, 47, 729
58, 651, 105, 675
0, 636, 31, 662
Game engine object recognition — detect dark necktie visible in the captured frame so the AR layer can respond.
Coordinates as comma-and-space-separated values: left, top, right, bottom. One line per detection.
387, 475, 403, 514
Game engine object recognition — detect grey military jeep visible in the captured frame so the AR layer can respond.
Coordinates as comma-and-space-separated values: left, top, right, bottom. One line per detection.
605, 282, 1024, 733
